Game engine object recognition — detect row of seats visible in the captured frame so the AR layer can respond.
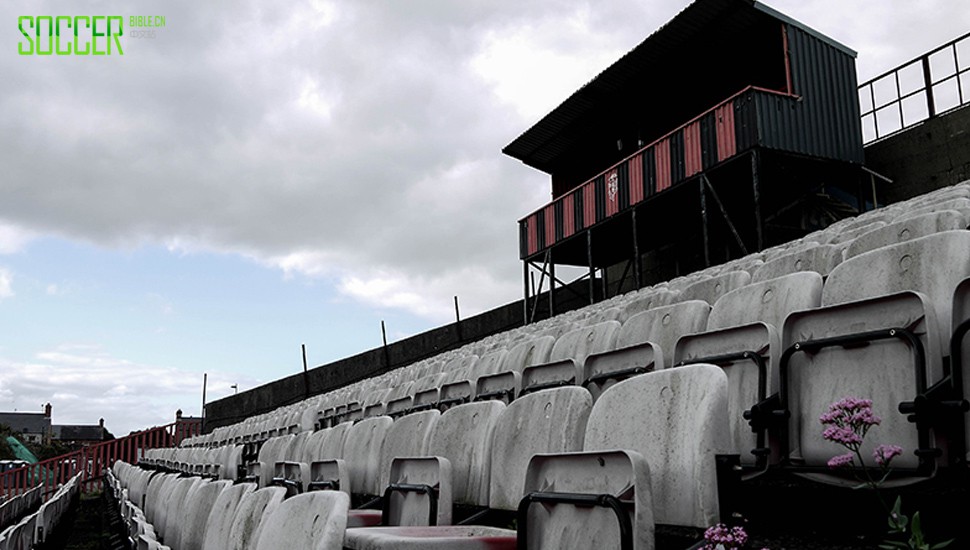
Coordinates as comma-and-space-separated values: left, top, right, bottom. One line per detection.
0, 474, 79, 550
108, 462, 349, 550
137, 182, 970, 547
183, 184, 970, 449
172, 235, 970, 483
0, 485, 42, 534
122, 363, 732, 549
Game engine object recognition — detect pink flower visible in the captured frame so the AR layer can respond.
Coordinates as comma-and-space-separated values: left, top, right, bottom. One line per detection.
703, 523, 748, 550
822, 426, 863, 446
827, 453, 855, 469
873, 444, 903, 467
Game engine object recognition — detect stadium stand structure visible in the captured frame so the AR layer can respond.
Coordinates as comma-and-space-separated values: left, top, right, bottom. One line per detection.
6, 0, 970, 548
97, 178, 970, 549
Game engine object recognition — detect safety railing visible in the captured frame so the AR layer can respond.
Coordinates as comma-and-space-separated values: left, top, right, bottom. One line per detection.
859, 31, 970, 144
0, 418, 201, 500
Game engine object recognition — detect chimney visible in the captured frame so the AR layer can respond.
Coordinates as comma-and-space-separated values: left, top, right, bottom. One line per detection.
176, 409, 183, 420
99, 418, 104, 428
44, 403, 52, 418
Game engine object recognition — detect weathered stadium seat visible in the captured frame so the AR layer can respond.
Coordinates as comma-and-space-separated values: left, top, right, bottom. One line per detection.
343, 387, 590, 549
252, 491, 349, 550
781, 231, 970, 479
844, 210, 968, 259
673, 272, 822, 465
584, 364, 729, 529
200, 482, 256, 550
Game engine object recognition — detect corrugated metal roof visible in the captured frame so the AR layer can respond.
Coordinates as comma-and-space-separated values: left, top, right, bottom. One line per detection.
503, 0, 854, 175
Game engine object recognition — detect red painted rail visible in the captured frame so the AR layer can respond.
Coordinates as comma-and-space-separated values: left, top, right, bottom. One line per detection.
0, 418, 201, 500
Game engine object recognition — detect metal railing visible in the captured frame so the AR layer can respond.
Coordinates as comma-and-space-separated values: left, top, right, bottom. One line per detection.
859, 31, 970, 144
0, 418, 201, 500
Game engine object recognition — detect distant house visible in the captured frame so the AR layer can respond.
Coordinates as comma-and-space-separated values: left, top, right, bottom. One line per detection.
0, 403, 53, 445
52, 419, 108, 447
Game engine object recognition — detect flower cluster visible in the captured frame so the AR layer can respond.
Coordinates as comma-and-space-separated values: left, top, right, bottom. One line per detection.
819, 397, 903, 471
703, 523, 748, 550
820, 397, 881, 453
873, 444, 904, 467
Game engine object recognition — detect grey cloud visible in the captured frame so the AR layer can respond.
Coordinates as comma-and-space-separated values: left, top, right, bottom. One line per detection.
2, 0, 967, 321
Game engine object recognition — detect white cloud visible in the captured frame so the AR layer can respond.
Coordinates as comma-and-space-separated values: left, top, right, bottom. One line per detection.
0, 345, 258, 436
0, 268, 12, 300
0, 222, 33, 254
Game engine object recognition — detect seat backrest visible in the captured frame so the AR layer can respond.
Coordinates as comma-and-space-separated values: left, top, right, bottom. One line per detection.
584, 364, 730, 528
377, 410, 440, 491
201, 482, 256, 550
178, 479, 232, 550
253, 491, 349, 550
752, 244, 842, 283
225, 486, 286, 550
707, 271, 822, 331
617, 287, 679, 322
342, 416, 393, 496
549, 321, 621, 364
824, 230, 970, 347
319, 422, 352, 461
426, 400, 506, 506
160, 477, 204, 546
502, 336, 555, 374
783, 293, 934, 471
679, 271, 750, 306
895, 196, 970, 223
845, 210, 968, 260
521, 450, 652, 550
488, 387, 592, 511
583, 342, 662, 401
616, 300, 710, 367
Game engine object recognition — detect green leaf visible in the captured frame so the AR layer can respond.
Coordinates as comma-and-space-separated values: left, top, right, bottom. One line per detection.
930, 538, 955, 549
910, 511, 924, 546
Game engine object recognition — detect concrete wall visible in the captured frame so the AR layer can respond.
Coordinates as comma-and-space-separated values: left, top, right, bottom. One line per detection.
204, 300, 522, 431
865, 105, 970, 203
203, 278, 596, 431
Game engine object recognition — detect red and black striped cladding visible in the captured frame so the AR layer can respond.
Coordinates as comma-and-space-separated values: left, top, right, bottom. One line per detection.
517, 87, 777, 260
669, 129, 686, 183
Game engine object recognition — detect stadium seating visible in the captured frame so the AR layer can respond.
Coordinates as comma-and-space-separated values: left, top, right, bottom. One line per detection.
126, 180, 970, 548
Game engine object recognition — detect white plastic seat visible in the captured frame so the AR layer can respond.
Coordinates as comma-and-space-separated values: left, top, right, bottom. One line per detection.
584, 364, 729, 529
343, 387, 591, 549
518, 450, 652, 549
844, 210, 968, 259
252, 491, 350, 550
782, 231, 970, 478
520, 322, 620, 395
200, 482, 256, 550
583, 342, 661, 401
751, 243, 842, 283
342, 416, 393, 498
616, 300, 710, 367
616, 288, 679, 322
673, 272, 823, 465
475, 336, 554, 403
225, 486, 286, 550
678, 271, 750, 306
439, 350, 506, 409
178, 479, 232, 550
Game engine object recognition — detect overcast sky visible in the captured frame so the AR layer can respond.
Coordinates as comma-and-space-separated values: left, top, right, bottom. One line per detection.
1, 0, 968, 436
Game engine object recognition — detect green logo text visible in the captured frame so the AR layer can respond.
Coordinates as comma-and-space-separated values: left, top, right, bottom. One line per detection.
18, 15, 123, 56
